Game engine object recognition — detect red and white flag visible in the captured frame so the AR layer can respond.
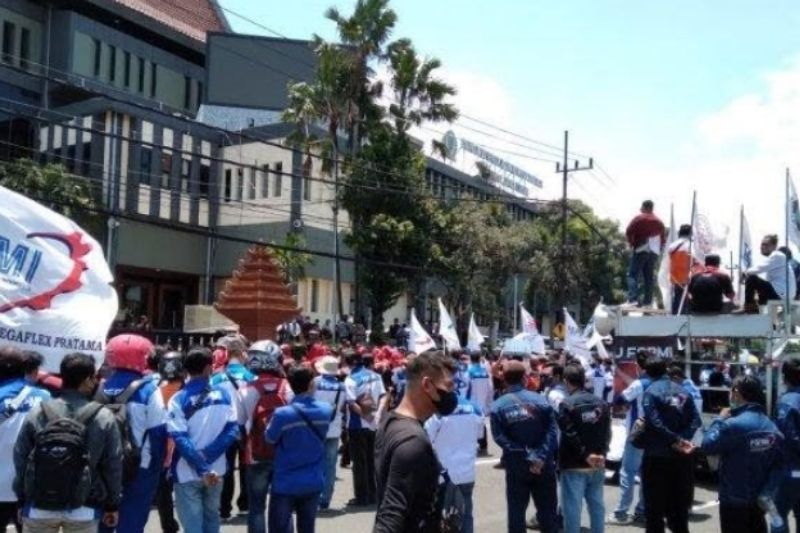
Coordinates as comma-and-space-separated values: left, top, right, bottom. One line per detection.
520, 304, 539, 335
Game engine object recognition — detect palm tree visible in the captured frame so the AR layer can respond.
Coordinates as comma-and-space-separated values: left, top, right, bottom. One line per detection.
324, 0, 397, 151
386, 38, 459, 156
282, 40, 351, 322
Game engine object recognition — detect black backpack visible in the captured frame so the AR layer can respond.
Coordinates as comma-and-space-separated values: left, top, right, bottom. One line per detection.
95, 380, 146, 485
25, 401, 103, 510
434, 470, 466, 533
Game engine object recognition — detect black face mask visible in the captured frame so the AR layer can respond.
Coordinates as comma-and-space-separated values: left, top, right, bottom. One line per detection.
431, 386, 458, 416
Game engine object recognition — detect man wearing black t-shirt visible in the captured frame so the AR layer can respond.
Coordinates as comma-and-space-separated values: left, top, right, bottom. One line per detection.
688, 254, 736, 314
373, 350, 458, 533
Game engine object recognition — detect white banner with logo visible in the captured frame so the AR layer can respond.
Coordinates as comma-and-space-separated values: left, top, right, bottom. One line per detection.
0, 186, 118, 371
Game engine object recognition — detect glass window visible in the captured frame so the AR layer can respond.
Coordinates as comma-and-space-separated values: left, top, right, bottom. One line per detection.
137, 57, 145, 93
273, 162, 282, 197
19, 28, 29, 70
150, 62, 157, 98
66, 143, 76, 173
123, 51, 131, 88
92, 38, 101, 77
108, 45, 116, 83
197, 81, 204, 106
183, 75, 191, 110
261, 164, 269, 198
311, 280, 319, 312
249, 167, 256, 200
199, 164, 210, 198
81, 142, 91, 175
303, 169, 311, 201
139, 146, 152, 185
236, 168, 243, 200
181, 159, 191, 193
2, 22, 15, 64
224, 169, 232, 202
161, 152, 172, 189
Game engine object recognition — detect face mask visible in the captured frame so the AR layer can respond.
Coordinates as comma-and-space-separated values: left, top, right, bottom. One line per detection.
431, 386, 458, 416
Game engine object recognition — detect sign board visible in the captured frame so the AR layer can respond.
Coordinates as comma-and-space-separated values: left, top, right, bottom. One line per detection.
0, 186, 118, 372
206, 34, 318, 111
609, 336, 678, 361
442, 130, 543, 194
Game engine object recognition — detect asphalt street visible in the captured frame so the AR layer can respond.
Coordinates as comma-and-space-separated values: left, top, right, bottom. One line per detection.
141, 439, 739, 533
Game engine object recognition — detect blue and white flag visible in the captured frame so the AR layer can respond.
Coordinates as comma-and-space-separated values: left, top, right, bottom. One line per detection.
466, 313, 484, 354
740, 210, 753, 272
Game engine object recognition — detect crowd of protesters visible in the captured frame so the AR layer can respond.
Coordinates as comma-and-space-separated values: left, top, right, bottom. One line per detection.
0, 314, 799, 533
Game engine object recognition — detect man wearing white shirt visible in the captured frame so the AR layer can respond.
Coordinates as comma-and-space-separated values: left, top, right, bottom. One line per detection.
425, 396, 484, 533
742, 234, 796, 312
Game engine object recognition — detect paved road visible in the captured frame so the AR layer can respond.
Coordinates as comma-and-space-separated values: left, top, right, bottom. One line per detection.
143, 440, 732, 533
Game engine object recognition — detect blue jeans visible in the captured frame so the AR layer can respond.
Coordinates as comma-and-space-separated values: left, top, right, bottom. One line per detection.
560, 469, 605, 533
459, 483, 475, 533
614, 441, 645, 518
627, 251, 658, 305
321, 438, 339, 508
505, 467, 558, 533
268, 492, 320, 533
775, 476, 800, 532
98, 467, 161, 533
246, 461, 273, 533
174, 480, 223, 533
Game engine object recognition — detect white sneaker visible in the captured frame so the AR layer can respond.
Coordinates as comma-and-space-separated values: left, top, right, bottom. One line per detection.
605, 513, 630, 525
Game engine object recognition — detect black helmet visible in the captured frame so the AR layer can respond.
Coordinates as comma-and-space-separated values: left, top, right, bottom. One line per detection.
159, 351, 185, 381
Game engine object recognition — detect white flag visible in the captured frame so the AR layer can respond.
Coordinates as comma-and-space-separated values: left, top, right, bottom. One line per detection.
740, 210, 753, 272
788, 176, 800, 251
564, 308, 592, 368
519, 304, 539, 335
467, 313, 484, 353
657, 206, 675, 311
409, 309, 436, 353
0, 185, 118, 372
437, 298, 461, 351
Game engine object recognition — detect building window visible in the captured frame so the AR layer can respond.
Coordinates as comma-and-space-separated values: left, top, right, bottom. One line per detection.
223, 169, 232, 202
139, 146, 152, 185
137, 57, 145, 93
19, 28, 30, 70
303, 170, 311, 201
2, 22, 15, 64
181, 159, 191, 193
81, 142, 91, 175
199, 164, 210, 198
161, 152, 172, 189
108, 45, 116, 83
150, 63, 157, 98
92, 38, 101, 77
261, 164, 269, 198
183, 76, 191, 110
66, 143, 76, 173
311, 279, 319, 313
197, 81, 204, 105
273, 162, 282, 197
248, 167, 256, 200
123, 51, 131, 88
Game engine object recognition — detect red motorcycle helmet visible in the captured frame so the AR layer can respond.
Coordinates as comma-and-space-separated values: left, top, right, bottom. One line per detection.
105, 334, 154, 373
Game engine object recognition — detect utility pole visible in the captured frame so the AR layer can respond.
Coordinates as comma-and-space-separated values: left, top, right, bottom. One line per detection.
555, 130, 593, 315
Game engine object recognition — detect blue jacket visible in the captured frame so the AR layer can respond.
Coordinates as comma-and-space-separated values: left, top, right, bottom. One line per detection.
266, 394, 332, 495
701, 403, 784, 504
777, 387, 800, 476
490, 385, 558, 471
641, 376, 701, 457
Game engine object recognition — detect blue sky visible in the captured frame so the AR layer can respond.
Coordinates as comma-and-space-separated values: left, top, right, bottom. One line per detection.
220, 0, 800, 252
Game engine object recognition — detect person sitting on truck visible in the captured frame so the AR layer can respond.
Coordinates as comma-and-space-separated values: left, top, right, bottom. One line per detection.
741, 234, 796, 313
687, 254, 736, 314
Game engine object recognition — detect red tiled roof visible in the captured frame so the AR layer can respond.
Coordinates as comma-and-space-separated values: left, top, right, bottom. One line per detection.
113, 0, 226, 42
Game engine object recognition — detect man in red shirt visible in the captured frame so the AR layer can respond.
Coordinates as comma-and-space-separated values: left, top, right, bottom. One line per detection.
625, 200, 667, 307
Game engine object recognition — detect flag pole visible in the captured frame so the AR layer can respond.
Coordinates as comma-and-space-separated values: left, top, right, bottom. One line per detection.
738, 205, 744, 293
677, 191, 697, 316
785, 169, 791, 337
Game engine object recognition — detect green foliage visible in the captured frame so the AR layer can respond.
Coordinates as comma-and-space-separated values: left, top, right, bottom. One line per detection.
271, 232, 314, 286
0, 158, 100, 235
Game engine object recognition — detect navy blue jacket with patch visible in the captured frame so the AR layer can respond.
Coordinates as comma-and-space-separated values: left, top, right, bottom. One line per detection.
490, 385, 558, 471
